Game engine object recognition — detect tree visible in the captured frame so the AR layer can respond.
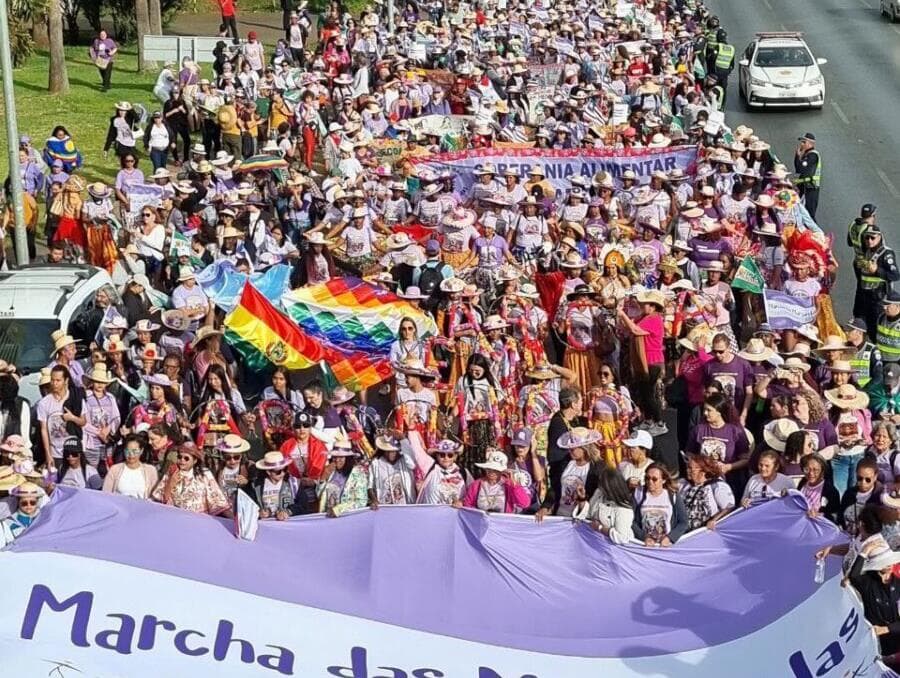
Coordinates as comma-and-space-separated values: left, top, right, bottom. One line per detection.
48, 0, 69, 94
148, 0, 162, 35
135, 0, 152, 71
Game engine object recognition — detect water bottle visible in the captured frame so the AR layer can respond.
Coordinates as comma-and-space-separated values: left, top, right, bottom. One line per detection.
814, 558, 826, 585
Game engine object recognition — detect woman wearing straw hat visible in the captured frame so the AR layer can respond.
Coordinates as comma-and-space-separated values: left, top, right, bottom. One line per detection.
0, 482, 43, 548
453, 353, 504, 477
556, 284, 604, 396
462, 448, 531, 514
367, 432, 415, 507
318, 435, 371, 516
848, 539, 900, 658
417, 439, 470, 506
826, 384, 872, 494
618, 289, 668, 436
536, 427, 604, 520
297, 231, 338, 286
250, 451, 306, 520
152, 442, 229, 515
81, 364, 121, 473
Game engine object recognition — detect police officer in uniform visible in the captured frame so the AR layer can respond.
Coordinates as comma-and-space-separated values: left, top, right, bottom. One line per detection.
843, 318, 882, 390
794, 132, 822, 219
854, 225, 900, 339
848, 203, 877, 256
706, 29, 735, 101
876, 290, 900, 366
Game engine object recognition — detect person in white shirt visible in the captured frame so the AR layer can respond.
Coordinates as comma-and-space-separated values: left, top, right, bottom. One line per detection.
741, 450, 795, 507
574, 467, 636, 544
617, 430, 654, 491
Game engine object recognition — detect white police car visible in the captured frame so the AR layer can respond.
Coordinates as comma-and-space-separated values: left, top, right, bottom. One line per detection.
0, 264, 117, 405
738, 32, 827, 109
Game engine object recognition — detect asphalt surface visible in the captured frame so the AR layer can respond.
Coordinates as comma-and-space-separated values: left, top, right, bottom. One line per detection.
706, 0, 900, 319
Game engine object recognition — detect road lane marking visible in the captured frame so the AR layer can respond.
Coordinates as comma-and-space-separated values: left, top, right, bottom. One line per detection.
858, 0, 873, 7
762, 0, 773, 9
876, 168, 900, 199
831, 101, 850, 125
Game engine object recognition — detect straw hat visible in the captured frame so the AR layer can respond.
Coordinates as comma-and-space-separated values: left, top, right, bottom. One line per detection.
763, 419, 800, 452
814, 335, 851, 354
305, 231, 330, 246
50, 329, 75, 355
87, 182, 112, 199
560, 252, 587, 269
83, 364, 115, 385
103, 334, 126, 353
114, 101, 133, 111
439, 277, 466, 294
557, 426, 603, 449
482, 314, 509, 331
828, 360, 856, 374
397, 285, 428, 301
782, 357, 811, 373
177, 266, 197, 282
475, 448, 509, 472
37, 367, 52, 386
219, 434, 251, 456
375, 432, 402, 452
13, 460, 44, 481
178, 442, 205, 463
137, 343, 162, 362
862, 549, 900, 573
0, 466, 23, 492
10, 480, 42, 497
825, 384, 870, 410
385, 232, 413, 250
428, 439, 463, 455
142, 373, 172, 388
738, 338, 777, 363
330, 435, 357, 457
635, 289, 666, 309
193, 326, 223, 346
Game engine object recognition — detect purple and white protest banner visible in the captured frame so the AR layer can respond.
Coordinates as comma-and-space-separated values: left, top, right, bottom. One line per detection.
412, 146, 699, 199
763, 289, 818, 330
0, 488, 891, 677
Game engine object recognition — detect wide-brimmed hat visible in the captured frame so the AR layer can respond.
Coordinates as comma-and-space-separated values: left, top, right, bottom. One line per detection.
137, 343, 162, 362
114, 101, 133, 111
825, 384, 870, 410
103, 334, 126, 353
560, 252, 587, 269
738, 338, 777, 363
567, 284, 600, 301
385, 232, 413, 250
329, 386, 356, 405
218, 434, 250, 455
443, 208, 476, 229
87, 182, 112, 199
635, 289, 666, 309
782, 357, 811, 372
330, 435, 357, 457
397, 285, 428, 301
135, 319, 161, 333
828, 360, 856, 374
753, 221, 779, 238
375, 432, 402, 452
142, 372, 172, 387
428, 439, 462, 455
482, 314, 509, 331
439, 277, 466, 294
50, 330, 75, 355
557, 426, 603, 449
763, 419, 800, 452
256, 450, 290, 470
862, 549, 900, 573
177, 266, 197, 282
161, 309, 192, 332
475, 448, 509, 472
623, 430, 653, 450
10, 480, 41, 497
305, 231, 330, 246
194, 326, 223, 346
83, 364, 116, 386
0, 434, 31, 458
814, 335, 851, 354
0, 465, 23, 491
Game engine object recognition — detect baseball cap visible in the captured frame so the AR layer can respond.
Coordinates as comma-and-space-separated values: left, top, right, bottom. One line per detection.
510, 428, 532, 448
623, 430, 653, 450
861, 204, 877, 219
62, 436, 83, 457
886, 363, 900, 381
425, 239, 441, 255
293, 412, 312, 429
798, 132, 816, 141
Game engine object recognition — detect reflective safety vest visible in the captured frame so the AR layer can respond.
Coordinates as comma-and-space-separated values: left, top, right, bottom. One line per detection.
848, 220, 868, 255
810, 150, 822, 188
715, 43, 735, 70
876, 316, 900, 362
850, 342, 875, 387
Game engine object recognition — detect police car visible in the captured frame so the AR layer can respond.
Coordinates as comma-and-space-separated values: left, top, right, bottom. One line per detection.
0, 264, 116, 404
738, 32, 827, 109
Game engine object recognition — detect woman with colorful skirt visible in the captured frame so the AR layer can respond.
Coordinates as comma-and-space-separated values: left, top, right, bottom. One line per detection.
453, 353, 503, 478
557, 283, 605, 397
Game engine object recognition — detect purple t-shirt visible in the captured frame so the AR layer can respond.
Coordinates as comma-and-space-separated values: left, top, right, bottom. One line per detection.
686, 422, 749, 464
704, 356, 754, 413
792, 417, 839, 451
688, 236, 733, 268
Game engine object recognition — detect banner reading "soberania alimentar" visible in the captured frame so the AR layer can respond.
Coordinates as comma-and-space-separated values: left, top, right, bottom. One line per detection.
412, 146, 699, 198
0, 488, 891, 678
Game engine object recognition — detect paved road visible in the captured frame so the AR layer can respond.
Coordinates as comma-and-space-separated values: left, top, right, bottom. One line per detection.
707, 0, 900, 320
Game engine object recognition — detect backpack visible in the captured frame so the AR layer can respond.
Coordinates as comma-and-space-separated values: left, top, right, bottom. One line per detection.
417, 262, 444, 309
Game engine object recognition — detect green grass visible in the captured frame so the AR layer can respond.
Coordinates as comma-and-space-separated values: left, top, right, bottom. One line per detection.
0, 46, 158, 185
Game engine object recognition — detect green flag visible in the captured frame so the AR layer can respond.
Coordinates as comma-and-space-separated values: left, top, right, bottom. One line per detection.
169, 230, 204, 269
731, 256, 766, 294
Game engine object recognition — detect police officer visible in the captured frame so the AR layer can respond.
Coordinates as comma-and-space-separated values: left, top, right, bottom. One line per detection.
854, 225, 900, 339
848, 203, 877, 257
843, 318, 882, 389
876, 290, 900, 365
794, 132, 822, 219
706, 29, 735, 101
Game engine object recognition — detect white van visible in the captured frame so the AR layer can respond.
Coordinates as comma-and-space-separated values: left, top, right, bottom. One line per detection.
0, 264, 117, 405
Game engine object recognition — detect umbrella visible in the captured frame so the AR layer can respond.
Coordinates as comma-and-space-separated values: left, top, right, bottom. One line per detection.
236, 155, 289, 173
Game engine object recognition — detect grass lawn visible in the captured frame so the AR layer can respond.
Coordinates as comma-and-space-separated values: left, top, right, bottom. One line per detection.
0, 46, 159, 186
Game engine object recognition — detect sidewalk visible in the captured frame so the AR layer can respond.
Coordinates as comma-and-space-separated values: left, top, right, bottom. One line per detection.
166, 10, 289, 43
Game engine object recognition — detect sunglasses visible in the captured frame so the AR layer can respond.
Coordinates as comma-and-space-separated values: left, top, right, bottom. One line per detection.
142, 213, 153, 218
712, 349, 727, 355
225, 454, 243, 461
178, 454, 195, 462
437, 452, 456, 458
857, 476, 875, 483
646, 476, 662, 482
600, 370, 613, 377
124, 448, 142, 454
19, 499, 37, 507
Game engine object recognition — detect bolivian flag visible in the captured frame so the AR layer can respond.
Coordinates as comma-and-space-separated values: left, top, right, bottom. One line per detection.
225, 282, 393, 391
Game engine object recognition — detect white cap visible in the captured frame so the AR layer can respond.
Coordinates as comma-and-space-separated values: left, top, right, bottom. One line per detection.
623, 430, 653, 450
